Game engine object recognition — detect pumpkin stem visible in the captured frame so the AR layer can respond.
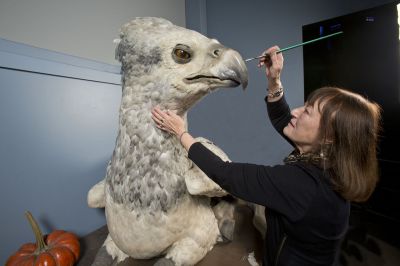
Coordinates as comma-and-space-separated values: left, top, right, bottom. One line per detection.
25, 211, 47, 251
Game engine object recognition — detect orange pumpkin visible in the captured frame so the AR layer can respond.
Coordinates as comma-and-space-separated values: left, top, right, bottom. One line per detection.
6, 211, 80, 266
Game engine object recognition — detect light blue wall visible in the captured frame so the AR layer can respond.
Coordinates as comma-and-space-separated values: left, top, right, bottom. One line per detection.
0, 38, 121, 263
185, 0, 394, 166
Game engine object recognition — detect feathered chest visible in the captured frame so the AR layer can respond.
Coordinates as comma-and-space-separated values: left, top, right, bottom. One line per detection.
106, 109, 191, 213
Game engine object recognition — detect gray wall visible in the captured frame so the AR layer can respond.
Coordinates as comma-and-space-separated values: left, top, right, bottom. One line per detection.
0, 1, 186, 263
0, 0, 185, 64
0, 38, 122, 263
186, 0, 394, 167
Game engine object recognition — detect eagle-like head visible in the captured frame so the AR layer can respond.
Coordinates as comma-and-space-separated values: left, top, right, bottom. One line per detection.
115, 17, 248, 114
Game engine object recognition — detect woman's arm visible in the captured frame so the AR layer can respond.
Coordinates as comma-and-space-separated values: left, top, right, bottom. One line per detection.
267, 96, 294, 146
187, 142, 317, 222
259, 46, 294, 146
150, 108, 316, 222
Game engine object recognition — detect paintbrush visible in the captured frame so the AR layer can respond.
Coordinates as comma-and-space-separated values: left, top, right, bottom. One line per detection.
245, 31, 343, 62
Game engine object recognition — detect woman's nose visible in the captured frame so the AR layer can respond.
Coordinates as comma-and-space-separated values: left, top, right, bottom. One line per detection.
291, 106, 305, 117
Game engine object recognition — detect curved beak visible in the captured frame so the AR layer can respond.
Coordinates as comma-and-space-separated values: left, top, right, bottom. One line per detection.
185, 46, 248, 90
215, 49, 248, 90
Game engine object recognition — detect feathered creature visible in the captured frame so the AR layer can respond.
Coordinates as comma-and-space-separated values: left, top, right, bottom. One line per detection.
87, 17, 248, 266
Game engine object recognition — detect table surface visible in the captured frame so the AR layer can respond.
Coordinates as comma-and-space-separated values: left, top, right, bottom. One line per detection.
77, 204, 263, 266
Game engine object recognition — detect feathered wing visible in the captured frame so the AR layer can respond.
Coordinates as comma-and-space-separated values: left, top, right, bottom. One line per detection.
184, 137, 230, 197
87, 162, 111, 208
89, 137, 231, 202
87, 179, 106, 208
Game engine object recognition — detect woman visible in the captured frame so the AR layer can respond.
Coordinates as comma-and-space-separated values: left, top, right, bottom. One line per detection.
151, 46, 381, 265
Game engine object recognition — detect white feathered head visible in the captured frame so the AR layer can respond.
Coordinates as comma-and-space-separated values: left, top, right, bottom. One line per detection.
115, 17, 248, 113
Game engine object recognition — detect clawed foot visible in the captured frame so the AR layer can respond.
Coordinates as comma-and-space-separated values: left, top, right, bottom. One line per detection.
212, 198, 236, 242
219, 218, 236, 242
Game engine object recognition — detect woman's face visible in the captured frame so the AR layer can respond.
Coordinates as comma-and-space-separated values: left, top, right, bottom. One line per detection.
283, 101, 323, 153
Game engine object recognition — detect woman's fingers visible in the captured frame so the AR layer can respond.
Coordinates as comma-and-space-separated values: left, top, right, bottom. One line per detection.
151, 114, 163, 126
151, 109, 164, 124
151, 107, 178, 134
153, 106, 166, 118
151, 107, 169, 127
258, 46, 281, 68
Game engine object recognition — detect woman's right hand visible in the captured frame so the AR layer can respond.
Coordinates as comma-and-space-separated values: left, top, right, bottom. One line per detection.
258, 46, 284, 88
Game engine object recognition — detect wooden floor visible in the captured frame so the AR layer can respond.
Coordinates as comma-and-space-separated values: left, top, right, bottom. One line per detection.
77, 204, 264, 266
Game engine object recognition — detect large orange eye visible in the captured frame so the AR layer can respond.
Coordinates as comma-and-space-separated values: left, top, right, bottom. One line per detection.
174, 49, 191, 59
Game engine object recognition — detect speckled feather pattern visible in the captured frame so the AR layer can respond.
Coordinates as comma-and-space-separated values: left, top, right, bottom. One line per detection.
106, 100, 190, 213
107, 18, 194, 214
87, 17, 248, 265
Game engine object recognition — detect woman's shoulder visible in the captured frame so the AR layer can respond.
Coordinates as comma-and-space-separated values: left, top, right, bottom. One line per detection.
271, 161, 324, 180
264, 162, 323, 194
291, 161, 324, 176
290, 162, 347, 204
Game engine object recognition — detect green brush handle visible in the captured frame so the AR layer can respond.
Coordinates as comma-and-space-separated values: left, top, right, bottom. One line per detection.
277, 31, 343, 53
245, 31, 343, 62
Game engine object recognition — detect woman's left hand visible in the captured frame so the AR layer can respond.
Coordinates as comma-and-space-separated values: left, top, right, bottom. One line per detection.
151, 107, 186, 137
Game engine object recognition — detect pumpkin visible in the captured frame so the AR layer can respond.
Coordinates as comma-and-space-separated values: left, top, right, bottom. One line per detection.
6, 211, 80, 266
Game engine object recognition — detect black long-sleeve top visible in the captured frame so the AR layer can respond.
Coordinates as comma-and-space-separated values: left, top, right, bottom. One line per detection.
188, 96, 350, 266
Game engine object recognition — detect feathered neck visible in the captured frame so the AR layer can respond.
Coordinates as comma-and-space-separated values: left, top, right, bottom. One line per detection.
106, 82, 191, 212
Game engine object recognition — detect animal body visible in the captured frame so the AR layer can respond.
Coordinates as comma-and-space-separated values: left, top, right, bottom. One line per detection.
87, 17, 247, 266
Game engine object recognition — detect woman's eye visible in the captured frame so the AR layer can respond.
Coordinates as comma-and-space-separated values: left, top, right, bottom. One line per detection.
174, 49, 191, 59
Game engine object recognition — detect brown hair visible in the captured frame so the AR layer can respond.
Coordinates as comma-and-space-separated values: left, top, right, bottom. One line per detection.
306, 87, 382, 202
